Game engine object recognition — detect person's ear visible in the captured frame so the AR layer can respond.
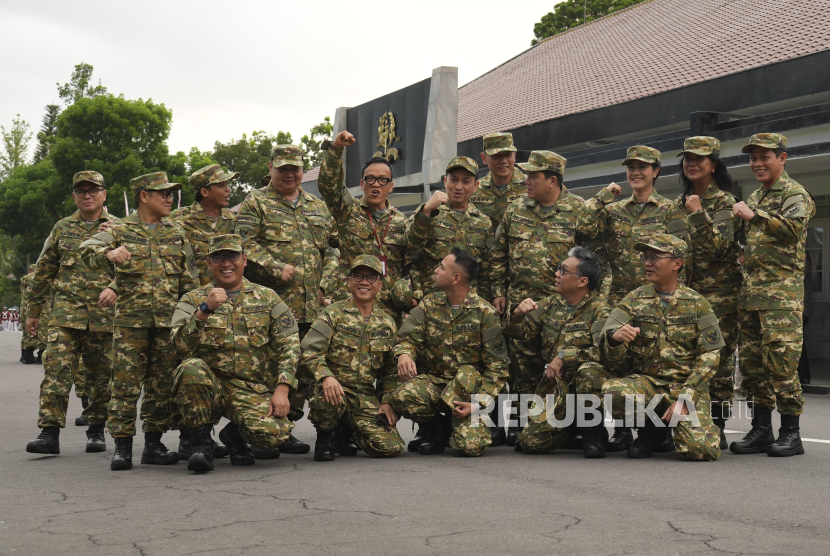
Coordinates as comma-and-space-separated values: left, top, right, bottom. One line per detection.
480, 152, 487, 165
578, 276, 589, 289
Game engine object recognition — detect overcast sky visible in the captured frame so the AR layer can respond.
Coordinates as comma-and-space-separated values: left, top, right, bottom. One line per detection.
0, 0, 555, 158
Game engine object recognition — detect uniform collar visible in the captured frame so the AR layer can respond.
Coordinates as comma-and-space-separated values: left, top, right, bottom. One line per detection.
622, 189, 662, 208
525, 186, 575, 212
191, 201, 234, 220
69, 208, 114, 222
267, 185, 310, 205
768, 171, 791, 191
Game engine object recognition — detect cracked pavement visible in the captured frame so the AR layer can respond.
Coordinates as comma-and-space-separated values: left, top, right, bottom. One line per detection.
1, 332, 829, 555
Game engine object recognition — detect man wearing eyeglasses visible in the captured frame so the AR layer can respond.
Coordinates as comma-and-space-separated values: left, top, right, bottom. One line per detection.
301, 255, 404, 461
25, 171, 116, 457
170, 234, 300, 473
81, 172, 200, 470
601, 233, 724, 461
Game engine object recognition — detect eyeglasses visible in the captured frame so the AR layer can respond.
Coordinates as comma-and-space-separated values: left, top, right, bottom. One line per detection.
641, 253, 678, 263
150, 190, 175, 199
349, 272, 379, 283
73, 188, 105, 198
209, 252, 241, 263
555, 264, 581, 277
363, 176, 391, 186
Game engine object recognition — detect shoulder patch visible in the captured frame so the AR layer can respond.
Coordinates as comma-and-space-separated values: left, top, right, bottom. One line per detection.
271, 301, 299, 336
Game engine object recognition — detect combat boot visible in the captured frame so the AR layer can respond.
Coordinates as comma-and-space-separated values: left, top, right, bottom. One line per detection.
313, 427, 336, 462
605, 427, 634, 452
506, 425, 523, 447
250, 446, 281, 459
711, 401, 730, 450
767, 414, 805, 457
111, 437, 133, 470
140, 432, 179, 465
26, 427, 60, 455
563, 425, 583, 450
581, 424, 606, 459
218, 422, 255, 466
186, 425, 214, 473
730, 407, 774, 454
627, 420, 658, 459
335, 420, 358, 456
85, 423, 106, 453
178, 428, 229, 461
420, 414, 452, 455
407, 422, 434, 452
35, 349, 44, 365
652, 425, 675, 453
75, 396, 89, 426
277, 434, 311, 455
489, 395, 507, 447
21, 348, 36, 364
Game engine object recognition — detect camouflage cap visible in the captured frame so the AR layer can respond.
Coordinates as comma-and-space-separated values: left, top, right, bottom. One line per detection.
207, 234, 243, 256
28, 264, 37, 272
482, 132, 517, 156
634, 233, 688, 259
270, 144, 304, 168
130, 172, 181, 196
741, 133, 787, 154
677, 136, 720, 157
446, 156, 478, 176
73, 171, 105, 188
622, 145, 661, 165
518, 150, 567, 174
350, 255, 383, 275
189, 164, 239, 191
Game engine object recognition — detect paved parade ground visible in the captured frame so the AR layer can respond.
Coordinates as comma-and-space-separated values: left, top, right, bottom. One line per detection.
1, 331, 829, 555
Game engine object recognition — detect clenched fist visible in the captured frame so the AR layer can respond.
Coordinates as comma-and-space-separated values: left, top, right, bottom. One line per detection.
606, 182, 622, 196
333, 130, 356, 148
206, 288, 227, 311
423, 191, 449, 214
105, 246, 131, 264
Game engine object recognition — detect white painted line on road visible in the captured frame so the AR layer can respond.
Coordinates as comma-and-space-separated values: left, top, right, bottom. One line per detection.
724, 430, 830, 444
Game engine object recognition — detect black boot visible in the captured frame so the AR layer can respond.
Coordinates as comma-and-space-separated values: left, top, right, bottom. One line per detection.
21, 348, 36, 364
85, 423, 106, 453
218, 422, 255, 465
75, 396, 89, 427
313, 427, 336, 461
19, 349, 27, 364
26, 427, 60, 455
35, 349, 44, 365
335, 420, 358, 456
730, 407, 774, 454
506, 425, 523, 447
768, 414, 805, 457
277, 433, 311, 455
186, 425, 214, 472
489, 395, 507, 447
711, 401, 730, 450
582, 424, 607, 459
111, 437, 133, 470
605, 427, 634, 452
420, 414, 452, 455
627, 420, 659, 459
178, 428, 229, 460
250, 446, 281, 459
140, 432, 179, 465
407, 421, 434, 452
563, 425, 583, 450
652, 424, 675, 453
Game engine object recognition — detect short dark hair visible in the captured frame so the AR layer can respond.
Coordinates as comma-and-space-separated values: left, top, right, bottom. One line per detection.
542, 170, 563, 188
134, 192, 142, 207
361, 157, 394, 179
449, 247, 479, 285
773, 147, 786, 158
568, 246, 602, 291
195, 184, 212, 203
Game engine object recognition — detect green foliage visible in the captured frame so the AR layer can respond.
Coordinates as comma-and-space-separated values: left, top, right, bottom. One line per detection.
531, 0, 647, 45
0, 114, 32, 180
33, 104, 61, 164
300, 116, 332, 171
212, 130, 293, 206
57, 63, 108, 106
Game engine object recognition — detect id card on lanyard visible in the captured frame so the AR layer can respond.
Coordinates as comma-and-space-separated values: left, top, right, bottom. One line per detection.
366, 208, 391, 277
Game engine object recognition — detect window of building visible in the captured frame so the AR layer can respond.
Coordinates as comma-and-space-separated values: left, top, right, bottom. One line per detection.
806, 220, 826, 302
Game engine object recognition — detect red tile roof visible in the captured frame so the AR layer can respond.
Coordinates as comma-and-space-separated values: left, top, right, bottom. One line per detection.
458, 0, 830, 142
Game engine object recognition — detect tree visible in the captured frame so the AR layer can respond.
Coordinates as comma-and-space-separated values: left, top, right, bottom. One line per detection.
300, 116, 333, 171
33, 104, 61, 163
531, 0, 647, 45
0, 115, 32, 180
213, 130, 293, 205
57, 63, 108, 105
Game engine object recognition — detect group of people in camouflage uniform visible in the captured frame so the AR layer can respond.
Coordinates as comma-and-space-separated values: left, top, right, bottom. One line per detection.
21, 126, 811, 471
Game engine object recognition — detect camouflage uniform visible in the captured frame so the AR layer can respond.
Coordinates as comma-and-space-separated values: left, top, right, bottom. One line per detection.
491, 150, 585, 399
503, 290, 614, 454
600, 235, 725, 461
81, 172, 200, 437
170, 235, 299, 451
667, 137, 743, 405
578, 146, 673, 306
738, 134, 815, 416
170, 164, 238, 286
391, 292, 509, 456
472, 165, 527, 231
29, 176, 117, 429
20, 270, 39, 350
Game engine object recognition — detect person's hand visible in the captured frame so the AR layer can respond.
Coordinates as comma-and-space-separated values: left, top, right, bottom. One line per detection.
544, 355, 564, 380
318, 288, 326, 307
512, 298, 538, 318
612, 324, 640, 343
423, 191, 449, 214
98, 288, 117, 308
281, 264, 297, 283
685, 195, 702, 213
333, 130, 356, 148
606, 182, 622, 196
206, 288, 227, 312
322, 298, 333, 307
377, 404, 399, 427
322, 376, 345, 405
661, 400, 689, 421
732, 202, 755, 222
411, 298, 418, 308
492, 297, 506, 314
453, 401, 473, 419
397, 354, 417, 381
98, 221, 112, 233
26, 317, 39, 335
267, 384, 290, 418
105, 246, 131, 264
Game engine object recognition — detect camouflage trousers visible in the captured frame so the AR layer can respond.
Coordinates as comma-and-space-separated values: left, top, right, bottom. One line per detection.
288, 323, 314, 422
308, 383, 404, 458
108, 326, 176, 437
519, 362, 614, 454
38, 327, 111, 428
172, 358, 292, 451
602, 374, 721, 461
391, 367, 492, 457
507, 335, 546, 399
710, 311, 738, 404
738, 309, 804, 416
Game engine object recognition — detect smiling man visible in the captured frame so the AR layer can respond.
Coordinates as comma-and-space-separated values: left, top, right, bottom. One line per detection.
471, 132, 527, 232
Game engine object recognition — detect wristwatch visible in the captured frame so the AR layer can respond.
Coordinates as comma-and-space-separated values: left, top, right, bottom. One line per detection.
199, 302, 214, 315
557, 350, 565, 360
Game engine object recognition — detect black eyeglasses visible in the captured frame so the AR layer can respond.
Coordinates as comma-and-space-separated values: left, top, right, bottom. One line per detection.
349, 272, 379, 283
363, 176, 391, 186
150, 190, 175, 199
210, 253, 241, 263
555, 264, 581, 277
641, 253, 678, 263
73, 188, 105, 198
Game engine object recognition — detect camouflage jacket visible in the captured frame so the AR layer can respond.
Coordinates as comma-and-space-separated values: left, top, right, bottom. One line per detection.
235, 186, 334, 324
491, 187, 585, 303
80, 211, 200, 328
170, 278, 299, 392
300, 297, 398, 404
666, 183, 743, 315
601, 283, 725, 401
29, 210, 117, 332
19, 274, 31, 323
170, 202, 236, 286
740, 172, 815, 311
392, 291, 509, 399
470, 167, 527, 231
504, 289, 611, 379
578, 188, 673, 304
405, 202, 493, 299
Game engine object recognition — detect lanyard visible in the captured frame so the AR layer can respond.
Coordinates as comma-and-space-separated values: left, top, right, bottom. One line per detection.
365, 208, 392, 253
